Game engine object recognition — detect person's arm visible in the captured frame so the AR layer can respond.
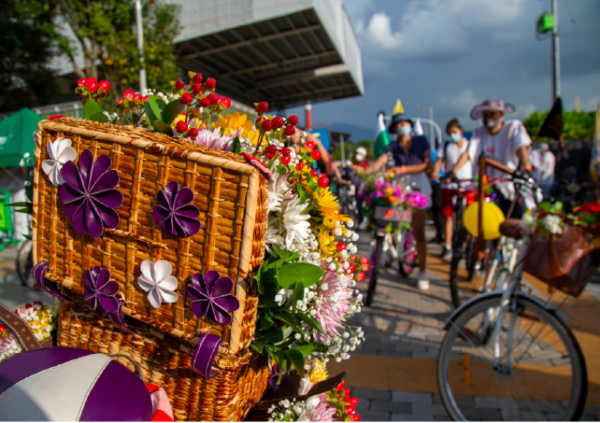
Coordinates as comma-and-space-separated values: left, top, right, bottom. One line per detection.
516, 145, 531, 170
369, 154, 389, 173
394, 149, 430, 176
432, 157, 443, 180
448, 151, 470, 176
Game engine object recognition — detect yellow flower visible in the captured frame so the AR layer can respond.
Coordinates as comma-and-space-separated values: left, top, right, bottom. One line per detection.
318, 228, 338, 256
322, 215, 336, 229
314, 187, 339, 213
212, 112, 262, 145
309, 360, 329, 384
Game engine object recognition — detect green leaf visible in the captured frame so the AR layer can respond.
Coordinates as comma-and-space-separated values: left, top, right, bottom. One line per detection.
144, 95, 166, 130
277, 164, 287, 174
89, 112, 108, 123
284, 348, 306, 377
272, 246, 300, 263
266, 325, 293, 346
161, 99, 185, 125
260, 313, 274, 331
293, 344, 315, 358
83, 99, 102, 120
291, 281, 304, 306
297, 184, 307, 205
307, 180, 318, 191
152, 119, 173, 135
297, 313, 324, 333
232, 136, 241, 154
250, 337, 267, 353
273, 312, 301, 332
278, 263, 324, 289
7, 202, 29, 208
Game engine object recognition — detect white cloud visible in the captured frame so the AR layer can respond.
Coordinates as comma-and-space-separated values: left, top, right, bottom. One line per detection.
366, 12, 402, 49
514, 103, 538, 119
439, 90, 478, 111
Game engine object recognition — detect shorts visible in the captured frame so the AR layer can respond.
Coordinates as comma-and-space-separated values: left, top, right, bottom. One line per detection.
441, 189, 475, 218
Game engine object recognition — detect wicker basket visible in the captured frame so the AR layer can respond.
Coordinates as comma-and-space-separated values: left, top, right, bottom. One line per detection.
32, 117, 270, 420
58, 299, 270, 421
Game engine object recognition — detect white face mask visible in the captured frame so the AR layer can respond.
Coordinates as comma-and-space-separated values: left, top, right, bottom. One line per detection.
484, 117, 501, 130
397, 125, 412, 137
355, 154, 365, 162
450, 133, 461, 143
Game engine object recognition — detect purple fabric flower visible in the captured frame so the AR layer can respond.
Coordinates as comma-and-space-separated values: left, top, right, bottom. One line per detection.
153, 181, 200, 238
84, 266, 121, 313
268, 363, 286, 390
59, 149, 123, 238
186, 270, 240, 325
33, 261, 66, 300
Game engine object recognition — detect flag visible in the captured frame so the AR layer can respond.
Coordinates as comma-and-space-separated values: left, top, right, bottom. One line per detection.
413, 118, 424, 136
538, 97, 563, 140
393, 99, 404, 115
374, 113, 390, 158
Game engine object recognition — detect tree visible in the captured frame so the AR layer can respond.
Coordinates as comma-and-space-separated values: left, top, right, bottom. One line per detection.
524, 109, 596, 141
333, 140, 375, 161
0, 0, 60, 111
56, 0, 181, 105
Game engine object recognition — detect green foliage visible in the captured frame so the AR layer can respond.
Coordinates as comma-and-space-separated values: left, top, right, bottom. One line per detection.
0, 0, 60, 112
143, 95, 183, 133
523, 109, 597, 141
55, 0, 182, 107
251, 247, 325, 375
333, 140, 374, 161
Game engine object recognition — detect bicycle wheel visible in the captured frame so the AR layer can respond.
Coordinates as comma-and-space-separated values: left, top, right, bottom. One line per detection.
16, 240, 35, 289
398, 228, 417, 277
437, 294, 587, 421
366, 234, 383, 307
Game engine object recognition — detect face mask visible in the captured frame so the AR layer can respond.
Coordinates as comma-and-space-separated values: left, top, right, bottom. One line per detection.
484, 117, 501, 130
355, 154, 365, 162
396, 125, 412, 136
450, 133, 461, 143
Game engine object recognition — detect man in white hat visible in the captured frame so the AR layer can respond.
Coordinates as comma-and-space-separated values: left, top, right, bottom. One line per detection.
538, 142, 555, 198
353, 146, 370, 170
453, 98, 532, 218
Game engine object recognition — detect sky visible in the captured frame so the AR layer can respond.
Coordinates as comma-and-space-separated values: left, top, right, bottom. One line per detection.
288, 0, 600, 142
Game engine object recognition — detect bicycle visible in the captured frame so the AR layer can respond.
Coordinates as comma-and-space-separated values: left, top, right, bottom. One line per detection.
365, 206, 414, 307
437, 158, 588, 421
15, 239, 35, 289
338, 181, 359, 227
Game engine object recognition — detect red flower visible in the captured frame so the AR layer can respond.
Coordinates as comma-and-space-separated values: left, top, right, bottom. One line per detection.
574, 202, 600, 214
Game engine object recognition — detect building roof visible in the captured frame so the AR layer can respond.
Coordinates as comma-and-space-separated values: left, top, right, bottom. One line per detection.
172, 0, 363, 108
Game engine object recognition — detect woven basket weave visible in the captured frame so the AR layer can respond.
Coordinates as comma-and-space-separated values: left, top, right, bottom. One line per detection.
58, 299, 270, 421
33, 117, 268, 353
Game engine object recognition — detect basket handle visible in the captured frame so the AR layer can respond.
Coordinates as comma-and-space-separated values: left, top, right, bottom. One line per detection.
0, 302, 52, 351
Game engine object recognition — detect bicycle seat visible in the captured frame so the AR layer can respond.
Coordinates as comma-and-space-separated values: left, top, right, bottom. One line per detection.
499, 219, 526, 240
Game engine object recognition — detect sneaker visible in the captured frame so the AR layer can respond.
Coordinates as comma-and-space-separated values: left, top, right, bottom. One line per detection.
441, 245, 452, 262
417, 272, 430, 290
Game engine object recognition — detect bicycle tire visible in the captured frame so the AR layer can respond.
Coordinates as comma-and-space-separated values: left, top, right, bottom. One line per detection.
366, 235, 383, 307
398, 228, 417, 277
16, 240, 34, 289
437, 294, 588, 421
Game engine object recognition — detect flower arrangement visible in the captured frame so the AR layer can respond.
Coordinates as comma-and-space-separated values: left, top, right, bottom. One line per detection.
0, 301, 57, 364
521, 201, 600, 242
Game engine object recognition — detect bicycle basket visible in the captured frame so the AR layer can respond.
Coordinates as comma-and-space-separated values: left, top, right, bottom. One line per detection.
524, 225, 600, 297
374, 206, 412, 224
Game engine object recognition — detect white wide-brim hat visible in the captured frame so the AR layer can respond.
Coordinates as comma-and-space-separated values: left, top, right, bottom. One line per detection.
470, 98, 515, 120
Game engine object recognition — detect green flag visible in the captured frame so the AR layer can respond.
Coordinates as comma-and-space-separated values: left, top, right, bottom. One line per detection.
374, 113, 390, 158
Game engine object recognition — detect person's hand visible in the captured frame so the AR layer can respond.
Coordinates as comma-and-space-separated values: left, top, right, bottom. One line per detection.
431, 172, 439, 180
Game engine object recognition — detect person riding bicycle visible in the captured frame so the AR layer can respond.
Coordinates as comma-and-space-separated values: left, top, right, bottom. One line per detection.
452, 98, 532, 219
432, 118, 473, 261
371, 113, 432, 290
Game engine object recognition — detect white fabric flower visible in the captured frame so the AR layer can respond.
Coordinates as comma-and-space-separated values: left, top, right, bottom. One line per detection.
274, 288, 293, 306
283, 197, 311, 249
41, 138, 77, 186
138, 260, 179, 308
542, 214, 563, 234
521, 213, 536, 229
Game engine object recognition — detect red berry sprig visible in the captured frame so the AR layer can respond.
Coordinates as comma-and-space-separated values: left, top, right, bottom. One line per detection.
75, 77, 112, 102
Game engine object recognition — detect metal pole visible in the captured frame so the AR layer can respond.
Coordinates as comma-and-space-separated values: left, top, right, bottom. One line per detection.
551, 0, 560, 101
340, 134, 345, 165
428, 106, 435, 148
135, 0, 147, 95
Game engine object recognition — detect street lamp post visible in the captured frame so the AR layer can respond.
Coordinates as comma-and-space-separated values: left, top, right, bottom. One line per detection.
551, 0, 561, 102
135, 0, 147, 95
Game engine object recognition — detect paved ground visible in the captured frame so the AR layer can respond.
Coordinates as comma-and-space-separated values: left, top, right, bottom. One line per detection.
327, 227, 600, 421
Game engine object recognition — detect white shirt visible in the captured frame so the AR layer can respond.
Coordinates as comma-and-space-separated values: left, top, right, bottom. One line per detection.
540, 150, 556, 186
530, 149, 542, 182
437, 138, 472, 189
468, 120, 532, 199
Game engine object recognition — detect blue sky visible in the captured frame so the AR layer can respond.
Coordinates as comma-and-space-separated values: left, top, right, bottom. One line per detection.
288, 0, 600, 141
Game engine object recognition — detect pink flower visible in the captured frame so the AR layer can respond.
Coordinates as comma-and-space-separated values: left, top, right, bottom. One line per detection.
311, 393, 338, 421
314, 270, 353, 342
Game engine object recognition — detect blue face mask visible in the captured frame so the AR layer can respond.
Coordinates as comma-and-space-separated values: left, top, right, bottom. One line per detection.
450, 133, 461, 143
396, 125, 412, 137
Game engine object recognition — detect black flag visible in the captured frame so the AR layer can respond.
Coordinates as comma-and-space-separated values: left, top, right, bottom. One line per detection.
538, 97, 563, 140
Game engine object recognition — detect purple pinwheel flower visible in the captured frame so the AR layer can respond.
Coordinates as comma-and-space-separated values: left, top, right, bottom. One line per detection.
186, 270, 240, 325
153, 181, 200, 238
84, 266, 121, 313
59, 149, 123, 238
268, 363, 286, 390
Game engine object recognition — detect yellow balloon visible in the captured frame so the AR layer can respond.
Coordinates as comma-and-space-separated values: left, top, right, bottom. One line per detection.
463, 201, 505, 240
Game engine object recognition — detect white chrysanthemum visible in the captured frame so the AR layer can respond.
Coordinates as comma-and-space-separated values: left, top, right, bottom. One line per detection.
41, 138, 77, 186
542, 214, 563, 234
268, 172, 295, 213
282, 197, 311, 249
